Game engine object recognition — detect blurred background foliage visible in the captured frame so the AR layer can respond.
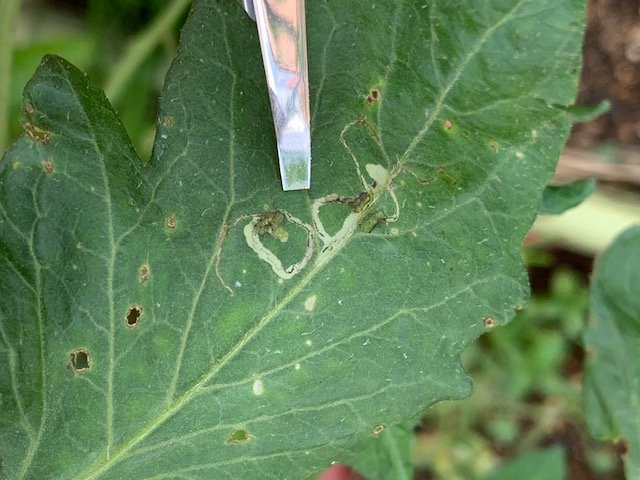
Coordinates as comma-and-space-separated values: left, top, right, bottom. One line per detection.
2, 0, 639, 479
417, 263, 623, 480
6, 0, 187, 157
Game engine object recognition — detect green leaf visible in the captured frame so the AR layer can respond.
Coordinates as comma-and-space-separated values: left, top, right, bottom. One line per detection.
540, 179, 597, 215
348, 422, 415, 480
558, 100, 610, 122
485, 447, 566, 480
9, 36, 96, 141
584, 226, 640, 480
0, 1, 585, 478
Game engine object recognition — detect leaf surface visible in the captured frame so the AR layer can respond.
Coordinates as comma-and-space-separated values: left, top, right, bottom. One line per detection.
349, 422, 414, 480
0, 1, 584, 478
540, 179, 597, 215
584, 226, 640, 480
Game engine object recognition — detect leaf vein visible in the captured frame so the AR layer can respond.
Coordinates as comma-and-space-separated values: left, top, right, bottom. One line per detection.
399, 0, 528, 162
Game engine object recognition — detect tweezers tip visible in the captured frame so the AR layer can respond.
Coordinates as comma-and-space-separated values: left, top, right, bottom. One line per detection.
279, 148, 311, 191
243, 0, 256, 20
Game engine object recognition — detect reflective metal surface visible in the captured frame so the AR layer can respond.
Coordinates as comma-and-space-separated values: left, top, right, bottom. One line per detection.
244, 0, 311, 191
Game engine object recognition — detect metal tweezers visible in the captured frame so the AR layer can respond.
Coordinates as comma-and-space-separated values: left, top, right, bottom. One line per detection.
243, 0, 311, 191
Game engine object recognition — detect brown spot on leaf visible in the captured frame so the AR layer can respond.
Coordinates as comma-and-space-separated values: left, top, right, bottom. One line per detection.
43, 158, 54, 174
126, 306, 142, 328
23, 123, 51, 144
253, 210, 286, 237
483, 316, 496, 328
166, 213, 177, 230
68, 349, 91, 374
161, 115, 174, 127
443, 120, 454, 131
489, 141, 499, 151
139, 264, 150, 284
23, 103, 35, 115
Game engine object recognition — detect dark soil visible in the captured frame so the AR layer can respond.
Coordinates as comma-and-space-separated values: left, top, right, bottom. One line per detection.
571, 0, 640, 147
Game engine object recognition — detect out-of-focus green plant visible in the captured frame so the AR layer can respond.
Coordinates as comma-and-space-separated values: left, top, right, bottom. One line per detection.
415, 266, 619, 480
4, 0, 189, 158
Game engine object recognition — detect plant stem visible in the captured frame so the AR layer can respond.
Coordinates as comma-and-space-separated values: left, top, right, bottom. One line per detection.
0, 0, 22, 155
104, 0, 191, 105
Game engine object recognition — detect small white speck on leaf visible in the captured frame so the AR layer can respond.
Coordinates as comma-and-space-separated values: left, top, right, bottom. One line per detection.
515, 151, 524, 159
252, 379, 264, 396
294, 363, 301, 371
305, 339, 313, 347
235, 280, 242, 288
304, 295, 317, 311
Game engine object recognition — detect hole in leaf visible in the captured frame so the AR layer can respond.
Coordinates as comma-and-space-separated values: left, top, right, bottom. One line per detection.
139, 264, 150, 284
226, 428, 250, 444
366, 89, 380, 105
43, 158, 54, 173
68, 349, 90, 374
126, 306, 142, 327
